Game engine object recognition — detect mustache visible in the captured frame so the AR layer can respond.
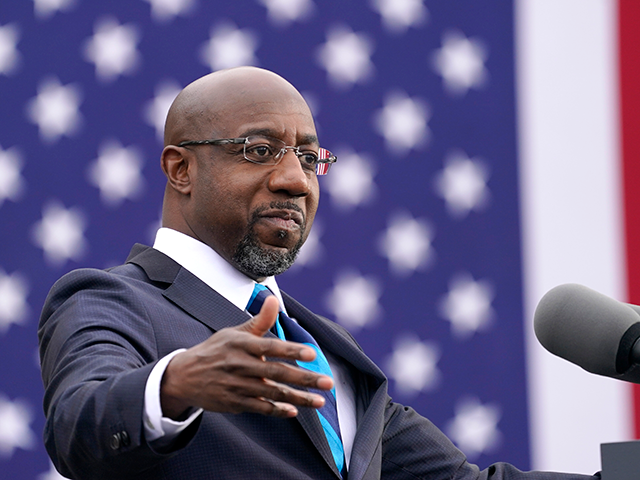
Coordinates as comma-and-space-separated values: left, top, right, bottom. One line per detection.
250, 201, 305, 225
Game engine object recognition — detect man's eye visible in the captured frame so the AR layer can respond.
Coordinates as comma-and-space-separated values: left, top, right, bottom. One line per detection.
299, 153, 318, 166
250, 145, 273, 157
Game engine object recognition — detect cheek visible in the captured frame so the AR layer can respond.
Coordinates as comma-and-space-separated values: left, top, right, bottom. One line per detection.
305, 185, 320, 227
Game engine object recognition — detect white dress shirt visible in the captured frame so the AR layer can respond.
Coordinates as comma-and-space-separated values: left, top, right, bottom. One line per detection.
143, 228, 356, 466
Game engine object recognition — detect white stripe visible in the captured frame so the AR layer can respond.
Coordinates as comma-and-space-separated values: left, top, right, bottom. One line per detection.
516, 0, 632, 474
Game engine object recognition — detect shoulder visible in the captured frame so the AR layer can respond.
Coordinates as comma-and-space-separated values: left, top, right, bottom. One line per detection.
39, 245, 178, 329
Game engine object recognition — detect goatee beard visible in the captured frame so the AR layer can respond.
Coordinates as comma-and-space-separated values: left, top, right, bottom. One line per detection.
232, 202, 306, 278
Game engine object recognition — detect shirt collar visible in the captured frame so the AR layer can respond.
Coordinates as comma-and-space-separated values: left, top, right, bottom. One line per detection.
152, 227, 285, 313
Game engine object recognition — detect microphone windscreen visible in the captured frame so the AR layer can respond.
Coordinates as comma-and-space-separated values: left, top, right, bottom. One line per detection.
534, 283, 640, 378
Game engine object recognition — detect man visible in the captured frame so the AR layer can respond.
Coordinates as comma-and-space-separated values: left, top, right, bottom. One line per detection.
39, 67, 599, 479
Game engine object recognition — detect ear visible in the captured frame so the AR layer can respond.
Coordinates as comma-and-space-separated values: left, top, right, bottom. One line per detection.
161, 146, 193, 195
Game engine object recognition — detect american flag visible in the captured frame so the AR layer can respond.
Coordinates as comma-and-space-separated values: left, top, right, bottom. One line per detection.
0, 1, 636, 478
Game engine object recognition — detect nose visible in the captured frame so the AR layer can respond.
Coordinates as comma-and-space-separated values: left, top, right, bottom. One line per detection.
267, 148, 310, 197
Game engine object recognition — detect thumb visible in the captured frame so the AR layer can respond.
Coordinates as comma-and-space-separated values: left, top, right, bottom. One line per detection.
238, 295, 280, 337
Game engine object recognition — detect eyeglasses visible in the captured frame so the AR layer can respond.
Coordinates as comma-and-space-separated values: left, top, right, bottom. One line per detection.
177, 135, 337, 175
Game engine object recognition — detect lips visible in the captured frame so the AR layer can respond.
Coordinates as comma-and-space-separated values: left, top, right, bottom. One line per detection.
258, 208, 304, 230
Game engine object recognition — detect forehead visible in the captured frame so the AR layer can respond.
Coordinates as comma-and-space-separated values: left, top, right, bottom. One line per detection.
205, 77, 318, 145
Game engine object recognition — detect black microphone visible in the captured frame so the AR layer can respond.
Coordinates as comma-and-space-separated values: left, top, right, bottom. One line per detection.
534, 283, 640, 384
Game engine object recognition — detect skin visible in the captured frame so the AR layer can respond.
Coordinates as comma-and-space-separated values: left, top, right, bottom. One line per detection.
158, 67, 333, 420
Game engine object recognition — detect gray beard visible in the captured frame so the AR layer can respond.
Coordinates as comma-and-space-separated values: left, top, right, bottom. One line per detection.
232, 203, 306, 278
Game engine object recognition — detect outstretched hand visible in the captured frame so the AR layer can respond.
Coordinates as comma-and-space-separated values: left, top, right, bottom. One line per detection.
160, 295, 333, 419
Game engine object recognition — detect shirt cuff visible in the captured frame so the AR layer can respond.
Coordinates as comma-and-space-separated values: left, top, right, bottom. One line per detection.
144, 349, 203, 444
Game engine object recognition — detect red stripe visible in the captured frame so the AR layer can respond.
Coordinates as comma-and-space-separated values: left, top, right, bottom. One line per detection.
618, 0, 640, 438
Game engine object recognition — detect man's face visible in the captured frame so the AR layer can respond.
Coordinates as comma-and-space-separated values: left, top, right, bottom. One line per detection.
185, 88, 320, 280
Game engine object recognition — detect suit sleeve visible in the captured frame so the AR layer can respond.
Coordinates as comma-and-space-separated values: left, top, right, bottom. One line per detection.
38, 267, 200, 480
379, 399, 600, 480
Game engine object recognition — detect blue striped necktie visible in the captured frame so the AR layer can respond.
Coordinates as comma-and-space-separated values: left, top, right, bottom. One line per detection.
246, 283, 346, 477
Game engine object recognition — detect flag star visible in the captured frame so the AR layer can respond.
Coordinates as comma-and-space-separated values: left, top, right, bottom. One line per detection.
385, 335, 440, 395
373, 91, 430, 155
83, 17, 141, 82
31, 201, 87, 266
143, 80, 182, 142
316, 25, 374, 88
33, 0, 76, 19
432, 30, 488, 96
87, 141, 144, 206
26, 77, 82, 143
143, 0, 195, 23
324, 150, 376, 210
258, 0, 314, 26
0, 270, 29, 334
378, 212, 433, 276
439, 273, 495, 339
199, 22, 258, 71
0, 146, 25, 206
0, 23, 20, 75
38, 461, 70, 480
0, 395, 36, 458
370, 0, 428, 33
325, 270, 382, 331
290, 221, 323, 270
435, 150, 490, 218
445, 397, 501, 460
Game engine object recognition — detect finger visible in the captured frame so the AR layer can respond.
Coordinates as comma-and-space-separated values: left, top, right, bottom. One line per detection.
235, 356, 333, 391
238, 397, 299, 418
224, 377, 325, 410
239, 335, 318, 364
260, 378, 326, 408
237, 295, 280, 337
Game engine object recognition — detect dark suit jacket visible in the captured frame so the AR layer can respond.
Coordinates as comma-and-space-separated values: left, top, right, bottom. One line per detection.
38, 245, 599, 480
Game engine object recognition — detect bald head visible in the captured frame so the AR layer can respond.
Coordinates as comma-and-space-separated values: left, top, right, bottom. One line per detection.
159, 67, 321, 280
164, 67, 312, 147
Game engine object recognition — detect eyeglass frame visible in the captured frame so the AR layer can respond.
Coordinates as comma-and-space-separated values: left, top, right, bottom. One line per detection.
176, 136, 337, 175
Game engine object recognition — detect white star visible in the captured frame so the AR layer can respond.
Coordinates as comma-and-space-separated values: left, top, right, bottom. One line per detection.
370, 0, 428, 33
31, 201, 87, 266
26, 77, 82, 143
0, 145, 25, 206
445, 397, 501, 460
316, 25, 374, 88
87, 141, 145, 206
385, 334, 440, 395
325, 270, 382, 331
434, 150, 490, 218
33, 0, 77, 19
290, 221, 323, 270
199, 22, 258, 71
373, 91, 430, 155
324, 150, 376, 210
258, 0, 314, 26
0, 270, 29, 334
432, 30, 488, 96
143, 80, 182, 142
0, 23, 20, 75
83, 17, 140, 82
0, 395, 36, 458
143, 0, 195, 23
378, 212, 433, 276
439, 273, 495, 339
38, 461, 71, 480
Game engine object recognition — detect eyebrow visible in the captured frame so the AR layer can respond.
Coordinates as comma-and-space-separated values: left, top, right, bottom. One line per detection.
240, 128, 319, 146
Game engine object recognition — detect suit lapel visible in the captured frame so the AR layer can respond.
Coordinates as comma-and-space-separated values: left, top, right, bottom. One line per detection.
283, 293, 388, 480
127, 244, 252, 331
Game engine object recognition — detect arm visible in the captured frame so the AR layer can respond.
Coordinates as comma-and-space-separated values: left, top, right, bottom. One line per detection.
379, 400, 601, 480
39, 268, 331, 479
